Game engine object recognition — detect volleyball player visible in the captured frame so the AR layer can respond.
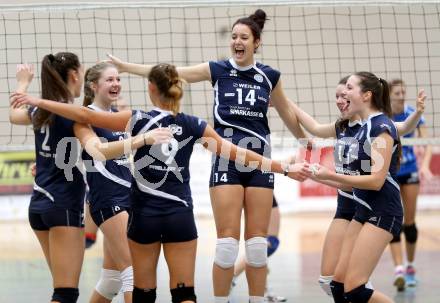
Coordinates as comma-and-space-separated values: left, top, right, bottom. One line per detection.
11, 62, 311, 303
78, 62, 170, 303
311, 72, 404, 303
388, 79, 432, 290
9, 53, 86, 303
231, 196, 286, 302
105, 9, 308, 302
291, 76, 426, 298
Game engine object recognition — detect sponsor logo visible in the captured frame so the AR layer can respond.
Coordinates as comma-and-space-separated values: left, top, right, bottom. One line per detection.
229, 108, 264, 117
254, 74, 264, 83
369, 216, 378, 222
237, 83, 261, 90
163, 124, 182, 136
230, 69, 238, 77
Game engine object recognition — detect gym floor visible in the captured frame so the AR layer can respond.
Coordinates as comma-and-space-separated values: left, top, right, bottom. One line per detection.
1, 211, 439, 302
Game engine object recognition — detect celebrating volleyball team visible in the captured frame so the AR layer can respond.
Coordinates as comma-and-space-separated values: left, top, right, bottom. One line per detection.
8, 8, 430, 303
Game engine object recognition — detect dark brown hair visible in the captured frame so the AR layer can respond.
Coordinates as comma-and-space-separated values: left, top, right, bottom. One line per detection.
354, 72, 401, 167
335, 75, 350, 132
83, 62, 117, 107
232, 9, 268, 51
148, 63, 183, 115
354, 71, 392, 118
34, 52, 81, 129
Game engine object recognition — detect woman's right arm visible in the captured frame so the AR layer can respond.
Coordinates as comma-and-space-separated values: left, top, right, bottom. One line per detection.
291, 101, 336, 138
73, 123, 172, 161
9, 64, 34, 125
107, 54, 211, 83
200, 124, 311, 181
310, 175, 352, 192
10, 93, 131, 132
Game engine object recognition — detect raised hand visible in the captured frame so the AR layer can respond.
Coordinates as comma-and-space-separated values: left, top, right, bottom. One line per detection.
416, 89, 426, 114
143, 127, 173, 145
16, 64, 34, 92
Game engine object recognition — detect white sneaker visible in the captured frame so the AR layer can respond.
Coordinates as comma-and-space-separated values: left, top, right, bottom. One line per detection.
265, 289, 287, 302
393, 267, 406, 292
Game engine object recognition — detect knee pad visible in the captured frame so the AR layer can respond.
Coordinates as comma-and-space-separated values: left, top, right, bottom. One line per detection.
52, 287, 79, 303
267, 235, 280, 257
214, 237, 239, 269
95, 269, 122, 300
245, 236, 267, 268
318, 275, 333, 296
403, 224, 418, 244
171, 284, 196, 303
120, 266, 134, 293
133, 286, 156, 303
390, 232, 401, 243
329, 281, 347, 303
344, 284, 374, 303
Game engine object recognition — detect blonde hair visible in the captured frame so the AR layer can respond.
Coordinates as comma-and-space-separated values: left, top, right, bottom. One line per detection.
83, 62, 117, 106
148, 63, 183, 115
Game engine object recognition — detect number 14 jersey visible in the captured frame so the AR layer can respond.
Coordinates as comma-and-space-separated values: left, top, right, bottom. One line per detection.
209, 59, 280, 153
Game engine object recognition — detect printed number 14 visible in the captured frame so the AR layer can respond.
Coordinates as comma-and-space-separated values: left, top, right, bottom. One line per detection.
236, 88, 256, 106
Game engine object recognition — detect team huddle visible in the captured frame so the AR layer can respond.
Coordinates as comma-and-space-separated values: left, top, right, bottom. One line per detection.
8, 8, 430, 303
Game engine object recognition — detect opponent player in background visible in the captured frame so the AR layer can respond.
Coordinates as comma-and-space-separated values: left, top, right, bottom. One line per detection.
388, 78, 432, 291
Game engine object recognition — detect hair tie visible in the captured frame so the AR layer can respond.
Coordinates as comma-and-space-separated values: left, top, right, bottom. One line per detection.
48, 54, 55, 62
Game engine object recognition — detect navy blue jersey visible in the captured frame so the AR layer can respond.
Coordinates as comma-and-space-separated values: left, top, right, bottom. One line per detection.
130, 108, 207, 216
334, 120, 362, 205
29, 107, 86, 213
209, 59, 280, 155
393, 105, 424, 176
348, 113, 402, 216
82, 105, 132, 212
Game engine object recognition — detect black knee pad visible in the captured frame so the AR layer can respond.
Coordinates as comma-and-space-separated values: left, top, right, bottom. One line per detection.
344, 284, 374, 303
52, 288, 79, 303
390, 232, 401, 243
133, 286, 156, 303
403, 224, 418, 244
330, 281, 349, 303
171, 284, 196, 303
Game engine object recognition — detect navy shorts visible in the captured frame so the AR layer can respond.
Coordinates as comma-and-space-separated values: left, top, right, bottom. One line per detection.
127, 210, 198, 244
334, 191, 356, 221
396, 172, 419, 185
209, 156, 274, 189
29, 208, 84, 231
91, 205, 130, 227
353, 206, 403, 237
